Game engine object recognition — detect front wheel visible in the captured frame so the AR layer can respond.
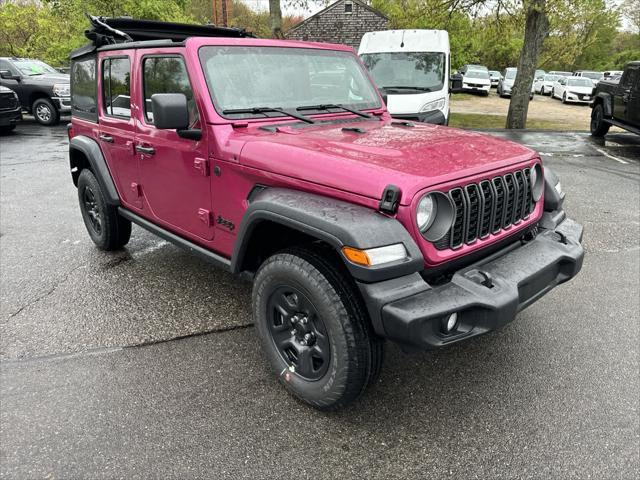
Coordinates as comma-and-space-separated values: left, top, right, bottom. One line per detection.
562, 93, 567, 104
590, 103, 610, 137
32, 98, 59, 126
253, 247, 383, 410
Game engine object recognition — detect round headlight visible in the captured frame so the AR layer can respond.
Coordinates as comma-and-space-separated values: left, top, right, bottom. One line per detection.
416, 192, 455, 242
530, 163, 544, 201
417, 194, 436, 232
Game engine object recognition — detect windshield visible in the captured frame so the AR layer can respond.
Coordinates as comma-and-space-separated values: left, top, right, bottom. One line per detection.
544, 74, 559, 82
12, 59, 58, 76
465, 69, 490, 79
360, 52, 445, 92
199, 46, 380, 117
504, 70, 517, 80
489, 71, 500, 76
567, 78, 594, 87
580, 72, 602, 80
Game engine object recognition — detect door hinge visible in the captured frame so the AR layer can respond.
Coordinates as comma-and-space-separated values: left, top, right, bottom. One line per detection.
130, 182, 142, 197
197, 208, 213, 227
194, 157, 209, 177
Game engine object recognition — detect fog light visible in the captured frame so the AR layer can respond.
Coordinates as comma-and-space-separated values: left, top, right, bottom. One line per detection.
444, 312, 458, 333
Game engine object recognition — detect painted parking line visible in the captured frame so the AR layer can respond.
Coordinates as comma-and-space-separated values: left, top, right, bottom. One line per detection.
592, 146, 629, 164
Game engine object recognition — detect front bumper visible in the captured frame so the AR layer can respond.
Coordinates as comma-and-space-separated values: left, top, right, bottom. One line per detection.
358, 213, 584, 350
392, 109, 447, 125
462, 83, 490, 92
0, 106, 22, 126
565, 94, 592, 104
52, 96, 71, 113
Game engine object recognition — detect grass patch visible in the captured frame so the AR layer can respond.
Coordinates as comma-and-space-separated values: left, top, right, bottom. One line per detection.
449, 112, 586, 131
450, 93, 474, 101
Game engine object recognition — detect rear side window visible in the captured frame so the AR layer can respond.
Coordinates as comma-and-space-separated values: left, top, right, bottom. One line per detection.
102, 57, 131, 118
143, 56, 197, 125
71, 57, 97, 121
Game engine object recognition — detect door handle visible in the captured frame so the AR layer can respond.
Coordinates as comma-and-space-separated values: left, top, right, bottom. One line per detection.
99, 134, 114, 143
135, 145, 155, 155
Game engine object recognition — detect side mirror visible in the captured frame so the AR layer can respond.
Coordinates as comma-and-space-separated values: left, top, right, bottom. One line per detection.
450, 75, 463, 92
0, 70, 20, 81
151, 93, 189, 130
151, 93, 202, 140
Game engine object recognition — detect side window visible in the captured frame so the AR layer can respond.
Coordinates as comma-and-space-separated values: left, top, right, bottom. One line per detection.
622, 68, 637, 89
143, 56, 198, 125
71, 56, 97, 121
102, 57, 131, 118
0, 59, 18, 76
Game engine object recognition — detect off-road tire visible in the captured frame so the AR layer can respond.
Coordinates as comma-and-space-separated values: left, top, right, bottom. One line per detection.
253, 246, 384, 410
32, 97, 60, 126
590, 103, 610, 137
77, 169, 131, 250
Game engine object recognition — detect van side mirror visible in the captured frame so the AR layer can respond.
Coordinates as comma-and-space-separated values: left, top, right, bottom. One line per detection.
151, 93, 189, 130
450, 75, 463, 92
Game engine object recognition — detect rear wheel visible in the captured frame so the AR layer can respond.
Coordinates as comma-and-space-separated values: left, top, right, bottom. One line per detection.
590, 103, 610, 137
77, 169, 131, 250
252, 246, 384, 410
32, 98, 59, 126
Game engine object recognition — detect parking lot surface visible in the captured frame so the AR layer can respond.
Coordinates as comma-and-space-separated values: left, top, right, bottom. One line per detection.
1, 120, 639, 479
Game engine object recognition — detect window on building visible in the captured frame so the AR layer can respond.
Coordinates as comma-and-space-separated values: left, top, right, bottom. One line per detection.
102, 57, 131, 118
344, 1, 353, 13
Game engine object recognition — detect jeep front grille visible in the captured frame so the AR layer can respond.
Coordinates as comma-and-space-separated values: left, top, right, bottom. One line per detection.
434, 168, 536, 250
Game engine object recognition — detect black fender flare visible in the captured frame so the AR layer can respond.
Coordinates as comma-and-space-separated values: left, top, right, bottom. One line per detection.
69, 135, 120, 206
593, 92, 613, 117
231, 188, 424, 283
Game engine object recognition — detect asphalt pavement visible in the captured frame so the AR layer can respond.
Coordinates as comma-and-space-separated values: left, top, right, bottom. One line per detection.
1, 119, 639, 479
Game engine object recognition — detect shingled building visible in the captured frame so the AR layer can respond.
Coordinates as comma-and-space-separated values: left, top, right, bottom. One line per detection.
286, 0, 389, 50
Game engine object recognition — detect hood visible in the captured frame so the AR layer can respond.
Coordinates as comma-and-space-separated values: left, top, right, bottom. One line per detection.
237, 119, 536, 205
567, 85, 594, 93
23, 72, 70, 85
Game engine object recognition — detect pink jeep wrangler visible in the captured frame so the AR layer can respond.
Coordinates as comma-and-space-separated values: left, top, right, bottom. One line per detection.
69, 17, 584, 410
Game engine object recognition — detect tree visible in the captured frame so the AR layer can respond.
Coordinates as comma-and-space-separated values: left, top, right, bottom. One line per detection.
507, 0, 549, 128
269, 0, 285, 38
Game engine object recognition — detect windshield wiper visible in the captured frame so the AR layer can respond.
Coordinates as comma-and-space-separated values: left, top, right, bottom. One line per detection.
222, 107, 315, 124
381, 86, 434, 92
296, 104, 372, 119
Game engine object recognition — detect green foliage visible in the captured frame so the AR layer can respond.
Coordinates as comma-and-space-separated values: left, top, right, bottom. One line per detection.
371, 0, 636, 71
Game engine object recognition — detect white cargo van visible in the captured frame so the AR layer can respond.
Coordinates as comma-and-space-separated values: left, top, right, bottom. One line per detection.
358, 29, 450, 125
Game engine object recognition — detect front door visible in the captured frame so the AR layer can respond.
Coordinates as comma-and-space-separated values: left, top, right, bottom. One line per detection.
135, 53, 213, 241
613, 67, 637, 122
98, 53, 141, 209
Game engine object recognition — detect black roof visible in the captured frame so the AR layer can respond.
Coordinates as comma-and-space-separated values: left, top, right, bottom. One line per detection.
71, 15, 255, 59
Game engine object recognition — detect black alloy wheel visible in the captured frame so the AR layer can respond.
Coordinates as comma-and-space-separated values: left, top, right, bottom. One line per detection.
267, 285, 330, 380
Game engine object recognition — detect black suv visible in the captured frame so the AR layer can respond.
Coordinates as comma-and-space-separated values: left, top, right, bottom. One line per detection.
590, 61, 640, 137
0, 57, 71, 126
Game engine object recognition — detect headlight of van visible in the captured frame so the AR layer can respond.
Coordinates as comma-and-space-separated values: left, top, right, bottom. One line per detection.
420, 97, 446, 113
53, 83, 70, 97
416, 192, 455, 242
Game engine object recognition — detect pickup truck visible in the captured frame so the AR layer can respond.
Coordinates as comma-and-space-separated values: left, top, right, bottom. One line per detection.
590, 61, 640, 136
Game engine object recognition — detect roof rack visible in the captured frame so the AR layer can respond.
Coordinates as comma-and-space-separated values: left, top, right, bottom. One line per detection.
84, 14, 255, 47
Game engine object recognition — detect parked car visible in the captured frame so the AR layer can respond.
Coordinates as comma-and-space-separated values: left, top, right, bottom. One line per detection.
573, 70, 604, 86
551, 77, 594, 104
0, 85, 22, 133
69, 16, 584, 410
461, 68, 491, 95
459, 64, 488, 74
359, 29, 451, 125
488, 70, 502, 87
0, 57, 70, 125
548, 70, 573, 77
534, 74, 560, 95
497, 68, 534, 99
603, 70, 623, 80
590, 61, 639, 137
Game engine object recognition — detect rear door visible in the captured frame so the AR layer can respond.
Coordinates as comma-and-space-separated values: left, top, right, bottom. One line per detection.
613, 67, 637, 121
98, 53, 141, 209
134, 52, 213, 241
630, 67, 640, 126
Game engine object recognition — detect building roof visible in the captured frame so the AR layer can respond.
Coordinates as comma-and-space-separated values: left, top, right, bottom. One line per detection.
287, 0, 388, 34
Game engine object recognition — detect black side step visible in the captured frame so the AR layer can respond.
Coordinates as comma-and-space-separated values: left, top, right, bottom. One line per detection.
604, 118, 640, 135
118, 208, 232, 271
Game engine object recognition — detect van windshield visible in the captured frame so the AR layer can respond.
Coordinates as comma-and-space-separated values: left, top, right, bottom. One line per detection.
360, 52, 446, 93
199, 46, 381, 118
